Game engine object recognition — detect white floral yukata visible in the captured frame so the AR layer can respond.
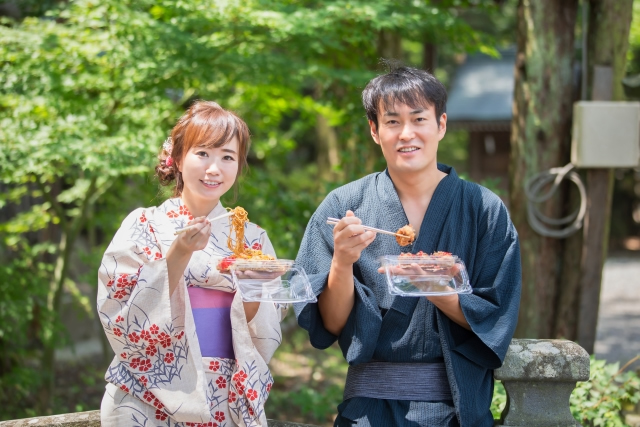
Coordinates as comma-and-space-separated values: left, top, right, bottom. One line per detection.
98, 198, 287, 427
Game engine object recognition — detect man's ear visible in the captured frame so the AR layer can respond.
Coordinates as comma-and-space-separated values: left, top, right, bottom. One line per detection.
368, 120, 381, 145
438, 113, 447, 140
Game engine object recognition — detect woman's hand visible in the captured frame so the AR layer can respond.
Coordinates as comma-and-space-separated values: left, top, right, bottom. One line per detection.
172, 217, 211, 254
167, 217, 211, 295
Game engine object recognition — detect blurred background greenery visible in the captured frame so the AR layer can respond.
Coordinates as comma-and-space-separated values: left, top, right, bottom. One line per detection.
1, 0, 639, 426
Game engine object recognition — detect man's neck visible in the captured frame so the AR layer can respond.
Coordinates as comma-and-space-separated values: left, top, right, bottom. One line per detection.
389, 164, 447, 235
389, 164, 447, 202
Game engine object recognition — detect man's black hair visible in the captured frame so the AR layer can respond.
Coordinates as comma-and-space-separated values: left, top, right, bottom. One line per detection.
362, 61, 448, 129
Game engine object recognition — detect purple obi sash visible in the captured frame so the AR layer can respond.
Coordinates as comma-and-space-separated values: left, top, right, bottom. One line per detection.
188, 287, 235, 359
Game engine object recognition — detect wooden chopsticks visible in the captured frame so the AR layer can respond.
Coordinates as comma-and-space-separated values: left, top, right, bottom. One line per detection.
326, 217, 405, 238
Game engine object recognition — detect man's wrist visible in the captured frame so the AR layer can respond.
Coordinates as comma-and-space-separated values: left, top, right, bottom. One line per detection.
331, 258, 353, 276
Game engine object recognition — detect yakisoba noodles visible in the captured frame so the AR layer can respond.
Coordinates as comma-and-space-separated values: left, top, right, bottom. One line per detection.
217, 207, 275, 272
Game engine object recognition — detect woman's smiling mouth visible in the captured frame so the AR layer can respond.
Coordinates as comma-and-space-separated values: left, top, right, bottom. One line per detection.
201, 180, 222, 188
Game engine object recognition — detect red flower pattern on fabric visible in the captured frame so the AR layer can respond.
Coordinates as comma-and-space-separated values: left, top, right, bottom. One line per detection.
153, 398, 164, 409
120, 385, 129, 393
236, 384, 245, 395
215, 376, 226, 389
149, 324, 159, 335
128, 332, 140, 343
143, 391, 155, 402
120, 352, 127, 359
139, 330, 151, 341
145, 345, 157, 357
155, 409, 167, 421
251, 242, 262, 250
248, 407, 254, 417
214, 411, 225, 423
140, 212, 147, 223
113, 328, 122, 337
113, 290, 127, 299
233, 370, 247, 383
266, 382, 272, 392
166, 210, 178, 218
115, 315, 124, 323
157, 332, 171, 348
246, 389, 258, 401
228, 391, 236, 403
139, 376, 148, 386
164, 352, 175, 364
209, 361, 220, 371
139, 358, 152, 372
129, 358, 140, 369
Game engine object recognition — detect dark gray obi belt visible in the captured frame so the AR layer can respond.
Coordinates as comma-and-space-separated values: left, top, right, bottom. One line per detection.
343, 361, 452, 401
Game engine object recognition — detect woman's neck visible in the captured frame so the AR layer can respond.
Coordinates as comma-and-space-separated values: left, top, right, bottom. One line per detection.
180, 193, 220, 218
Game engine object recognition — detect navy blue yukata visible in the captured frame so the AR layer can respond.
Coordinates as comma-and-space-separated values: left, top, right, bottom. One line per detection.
294, 164, 522, 427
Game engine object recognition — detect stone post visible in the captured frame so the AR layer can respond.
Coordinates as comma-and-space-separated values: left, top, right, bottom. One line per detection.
495, 339, 590, 427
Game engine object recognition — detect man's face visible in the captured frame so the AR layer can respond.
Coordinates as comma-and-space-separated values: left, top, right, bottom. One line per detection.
369, 101, 446, 177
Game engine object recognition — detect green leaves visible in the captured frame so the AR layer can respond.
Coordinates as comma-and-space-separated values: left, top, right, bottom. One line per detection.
491, 356, 640, 425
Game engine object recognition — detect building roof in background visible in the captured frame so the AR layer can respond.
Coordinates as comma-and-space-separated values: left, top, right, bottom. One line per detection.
447, 48, 515, 125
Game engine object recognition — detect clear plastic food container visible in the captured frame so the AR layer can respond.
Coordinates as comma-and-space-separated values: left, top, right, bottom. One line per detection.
229, 259, 317, 303
378, 254, 472, 296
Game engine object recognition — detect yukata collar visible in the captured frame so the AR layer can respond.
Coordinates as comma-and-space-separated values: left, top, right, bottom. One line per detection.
375, 163, 458, 246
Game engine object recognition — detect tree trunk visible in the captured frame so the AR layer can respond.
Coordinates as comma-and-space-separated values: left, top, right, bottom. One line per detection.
574, 0, 633, 352
510, 0, 579, 339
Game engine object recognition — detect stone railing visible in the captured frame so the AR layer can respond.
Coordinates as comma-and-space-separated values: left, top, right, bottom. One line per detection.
0, 339, 590, 427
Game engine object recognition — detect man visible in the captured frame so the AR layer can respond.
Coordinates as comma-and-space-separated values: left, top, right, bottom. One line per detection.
294, 64, 521, 426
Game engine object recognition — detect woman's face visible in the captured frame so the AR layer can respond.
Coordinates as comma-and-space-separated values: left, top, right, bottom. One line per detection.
178, 136, 239, 213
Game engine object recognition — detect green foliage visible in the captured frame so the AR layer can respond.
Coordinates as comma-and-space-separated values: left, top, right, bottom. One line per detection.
571, 356, 640, 427
626, 1, 640, 75
491, 356, 640, 426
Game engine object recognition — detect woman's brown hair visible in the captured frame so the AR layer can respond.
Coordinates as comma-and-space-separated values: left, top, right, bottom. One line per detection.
155, 101, 251, 197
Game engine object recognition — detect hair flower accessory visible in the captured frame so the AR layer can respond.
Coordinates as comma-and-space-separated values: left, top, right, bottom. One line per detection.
163, 137, 174, 167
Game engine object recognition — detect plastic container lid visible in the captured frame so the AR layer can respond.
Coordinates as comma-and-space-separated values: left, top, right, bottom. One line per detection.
378, 254, 472, 296
229, 259, 317, 303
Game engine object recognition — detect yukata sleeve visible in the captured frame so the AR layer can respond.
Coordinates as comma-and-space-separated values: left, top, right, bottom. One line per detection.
245, 230, 287, 364
293, 193, 382, 363
454, 195, 522, 369
97, 208, 209, 422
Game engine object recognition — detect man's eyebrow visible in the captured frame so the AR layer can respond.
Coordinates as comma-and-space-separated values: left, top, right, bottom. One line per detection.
410, 108, 427, 114
383, 111, 399, 116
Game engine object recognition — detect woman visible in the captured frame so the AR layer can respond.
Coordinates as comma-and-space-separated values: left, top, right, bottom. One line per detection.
98, 101, 287, 427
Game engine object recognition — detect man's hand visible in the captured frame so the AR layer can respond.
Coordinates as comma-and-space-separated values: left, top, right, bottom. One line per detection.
332, 210, 376, 267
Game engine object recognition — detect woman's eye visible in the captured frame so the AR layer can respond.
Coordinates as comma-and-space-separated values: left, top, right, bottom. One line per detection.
223, 155, 235, 161
196, 151, 208, 157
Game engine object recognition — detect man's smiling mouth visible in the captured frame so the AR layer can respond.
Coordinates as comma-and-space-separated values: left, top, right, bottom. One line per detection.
398, 147, 420, 152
